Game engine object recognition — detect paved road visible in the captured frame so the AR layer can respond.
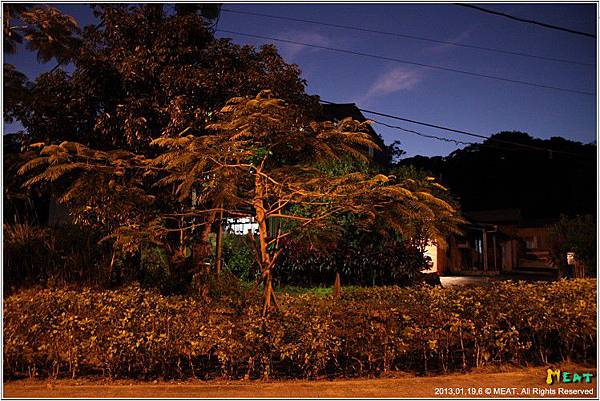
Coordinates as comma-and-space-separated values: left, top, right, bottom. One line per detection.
4, 366, 596, 398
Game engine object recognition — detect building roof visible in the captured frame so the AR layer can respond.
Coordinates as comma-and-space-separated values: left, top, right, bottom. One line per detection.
319, 103, 389, 166
464, 208, 557, 228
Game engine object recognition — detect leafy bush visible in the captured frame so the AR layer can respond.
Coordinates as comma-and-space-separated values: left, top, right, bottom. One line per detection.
549, 214, 596, 276
4, 223, 53, 288
4, 280, 595, 380
221, 234, 258, 282
4, 223, 108, 292
4, 224, 190, 295
191, 270, 250, 302
277, 233, 428, 287
139, 244, 172, 291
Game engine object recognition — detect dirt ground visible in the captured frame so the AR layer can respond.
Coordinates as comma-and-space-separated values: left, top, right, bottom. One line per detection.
4, 364, 596, 398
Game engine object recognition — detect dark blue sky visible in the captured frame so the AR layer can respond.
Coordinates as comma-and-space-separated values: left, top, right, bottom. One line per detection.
4, 3, 597, 157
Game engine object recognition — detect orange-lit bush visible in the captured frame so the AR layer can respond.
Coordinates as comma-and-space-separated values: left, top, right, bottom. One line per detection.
4, 280, 595, 380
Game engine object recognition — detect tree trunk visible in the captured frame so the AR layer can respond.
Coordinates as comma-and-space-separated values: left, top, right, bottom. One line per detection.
179, 217, 186, 257
215, 207, 223, 275
263, 271, 272, 316
195, 209, 217, 273
109, 247, 117, 277
109, 243, 120, 285
254, 171, 274, 316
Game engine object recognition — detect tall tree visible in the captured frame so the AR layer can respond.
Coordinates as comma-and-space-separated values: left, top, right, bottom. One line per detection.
10, 4, 315, 150
151, 91, 463, 313
8, 4, 318, 269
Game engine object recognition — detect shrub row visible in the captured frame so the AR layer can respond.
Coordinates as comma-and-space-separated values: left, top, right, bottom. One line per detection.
4, 279, 596, 380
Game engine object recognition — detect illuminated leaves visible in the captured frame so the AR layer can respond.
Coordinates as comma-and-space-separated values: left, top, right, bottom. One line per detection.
18, 141, 156, 247
4, 280, 595, 380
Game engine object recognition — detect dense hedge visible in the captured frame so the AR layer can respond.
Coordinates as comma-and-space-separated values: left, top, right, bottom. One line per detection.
4, 280, 596, 380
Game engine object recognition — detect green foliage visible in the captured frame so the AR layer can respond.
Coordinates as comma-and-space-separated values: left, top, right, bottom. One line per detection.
152, 92, 463, 298
549, 214, 596, 275
221, 234, 258, 282
139, 245, 171, 291
4, 280, 595, 380
311, 155, 373, 177
276, 285, 357, 297
278, 234, 429, 287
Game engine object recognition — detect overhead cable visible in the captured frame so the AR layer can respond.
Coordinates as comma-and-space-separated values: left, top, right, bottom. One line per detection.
216, 29, 595, 96
221, 8, 593, 67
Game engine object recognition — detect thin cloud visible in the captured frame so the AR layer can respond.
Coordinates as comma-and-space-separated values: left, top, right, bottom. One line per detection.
275, 30, 332, 61
360, 66, 424, 103
423, 29, 474, 55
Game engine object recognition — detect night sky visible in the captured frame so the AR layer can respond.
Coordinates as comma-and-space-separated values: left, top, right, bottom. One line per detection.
4, 3, 597, 157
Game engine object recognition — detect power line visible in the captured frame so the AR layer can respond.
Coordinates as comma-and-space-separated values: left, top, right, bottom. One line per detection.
456, 4, 596, 39
319, 99, 591, 158
221, 8, 593, 67
374, 118, 594, 169
372, 119, 477, 146
372, 119, 553, 157
216, 29, 595, 96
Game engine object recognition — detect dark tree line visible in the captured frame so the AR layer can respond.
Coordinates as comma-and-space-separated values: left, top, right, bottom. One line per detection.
400, 131, 596, 220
